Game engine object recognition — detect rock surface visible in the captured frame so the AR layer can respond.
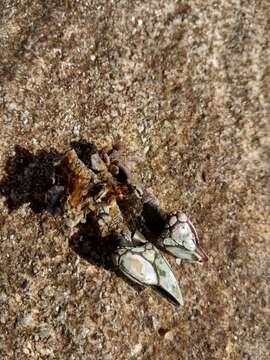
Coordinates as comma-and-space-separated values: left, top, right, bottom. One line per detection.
0, 1, 269, 359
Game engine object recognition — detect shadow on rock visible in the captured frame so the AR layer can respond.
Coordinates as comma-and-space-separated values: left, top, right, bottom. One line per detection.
70, 139, 98, 168
68, 213, 143, 293
0, 142, 142, 293
0, 145, 60, 213
68, 214, 115, 270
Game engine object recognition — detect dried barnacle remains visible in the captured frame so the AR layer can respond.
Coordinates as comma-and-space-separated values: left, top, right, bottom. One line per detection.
47, 142, 208, 306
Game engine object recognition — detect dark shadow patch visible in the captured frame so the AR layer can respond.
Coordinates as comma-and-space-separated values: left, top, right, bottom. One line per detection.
70, 139, 98, 168
68, 213, 143, 292
0, 141, 143, 294
158, 327, 168, 336
0, 145, 60, 213
142, 202, 167, 237
68, 213, 114, 271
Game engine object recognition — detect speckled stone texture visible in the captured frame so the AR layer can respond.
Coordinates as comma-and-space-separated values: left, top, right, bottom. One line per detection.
0, 1, 269, 359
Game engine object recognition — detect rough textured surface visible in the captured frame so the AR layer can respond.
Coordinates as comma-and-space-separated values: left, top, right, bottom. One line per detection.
0, 1, 269, 359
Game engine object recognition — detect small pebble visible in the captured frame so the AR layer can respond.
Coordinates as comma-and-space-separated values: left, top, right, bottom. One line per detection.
164, 330, 174, 341
131, 343, 142, 356
91, 153, 106, 171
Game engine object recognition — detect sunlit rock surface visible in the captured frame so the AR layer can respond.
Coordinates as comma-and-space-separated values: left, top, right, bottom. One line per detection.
0, 1, 269, 359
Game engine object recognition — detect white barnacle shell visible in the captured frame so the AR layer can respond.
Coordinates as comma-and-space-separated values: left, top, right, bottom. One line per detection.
115, 243, 183, 305
182, 235, 196, 251
166, 246, 198, 262
154, 251, 183, 305
171, 221, 196, 251
177, 212, 188, 222
159, 214, 208, 263
171, 223, 186, 243
118, 247, 158, 284
169, 215, 178, 227
163, 237, 176, 246
143, 248, 156, 263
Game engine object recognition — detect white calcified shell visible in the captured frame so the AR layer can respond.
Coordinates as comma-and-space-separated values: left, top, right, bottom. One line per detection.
119, 251, 158, 285
171, 222, 196, 251
183, 236, 196, 251
143, 249, 156, 263
171, 223, 186, 242
169, 216, 178, 227
129, 246, 146, 253
116, 243, 183, 305
145, 243, 153, 250
166, 246, 197, 261
163, 237, 176, 246
154, 252, 183, 306
177, 213, 188, 222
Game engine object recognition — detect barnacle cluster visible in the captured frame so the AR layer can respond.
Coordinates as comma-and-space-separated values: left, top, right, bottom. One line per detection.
47, 142, 208, 306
